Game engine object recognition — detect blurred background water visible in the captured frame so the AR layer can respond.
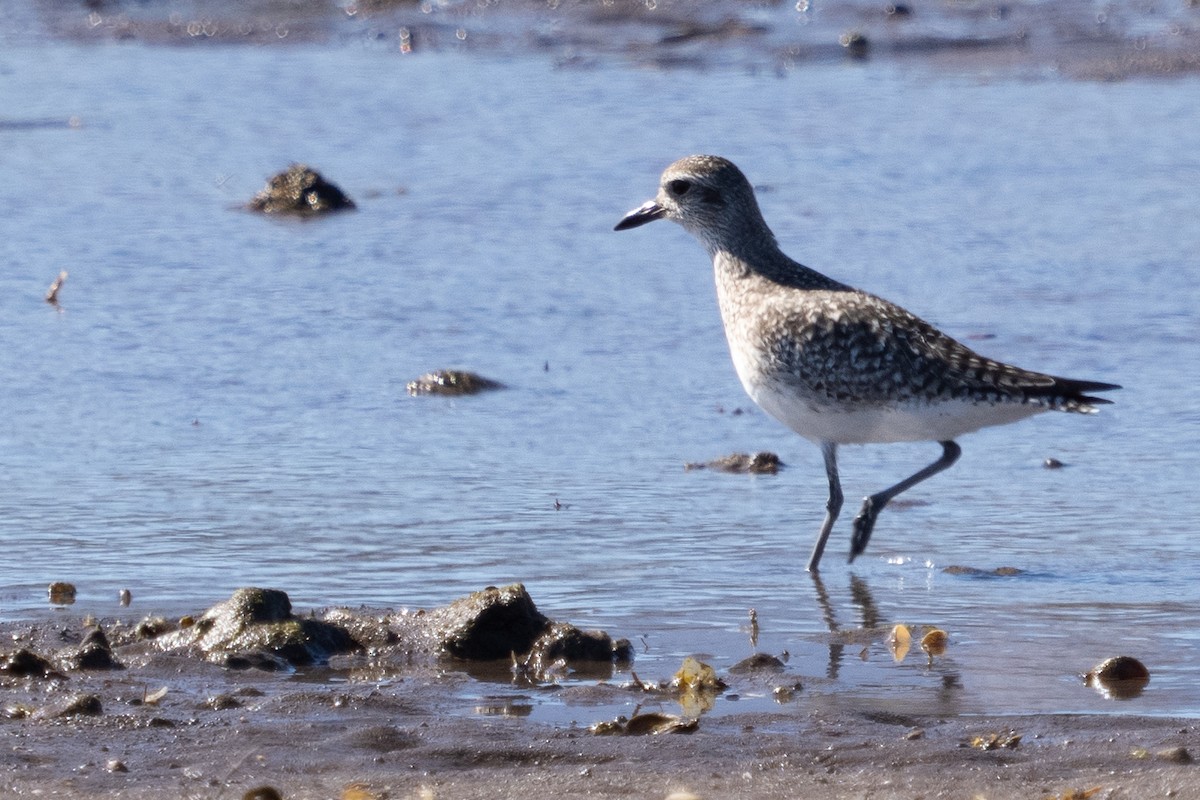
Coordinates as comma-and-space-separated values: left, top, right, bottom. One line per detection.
1, 2, 1198, 718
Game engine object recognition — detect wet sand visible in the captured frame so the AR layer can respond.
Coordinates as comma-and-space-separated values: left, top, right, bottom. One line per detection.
3, 601, 1196, 800
13, 0, 1200, 80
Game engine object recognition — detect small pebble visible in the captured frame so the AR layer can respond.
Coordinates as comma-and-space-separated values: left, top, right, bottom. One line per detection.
686, 452, 782, 474
243, 788, 283, 800
1085, 655, 1151, 699
48, 582, 77, 605
406, 369, 504, 396
1088, 655, 1150, 683
1156, 746, 1192, 764
206, 694, 243, 711
839, 30, 870, 57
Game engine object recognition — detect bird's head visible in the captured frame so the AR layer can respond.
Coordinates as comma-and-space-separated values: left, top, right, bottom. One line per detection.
614, 155, 771, 255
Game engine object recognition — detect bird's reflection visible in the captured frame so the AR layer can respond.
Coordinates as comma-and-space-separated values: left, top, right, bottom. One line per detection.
810, 572, 881, 679
809, 571, 961, 718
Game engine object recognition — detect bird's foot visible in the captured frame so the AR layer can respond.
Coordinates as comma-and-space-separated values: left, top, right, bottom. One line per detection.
849, 497, 879, 562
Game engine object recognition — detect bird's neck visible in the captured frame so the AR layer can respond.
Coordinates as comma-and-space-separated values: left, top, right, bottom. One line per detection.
710, 236, 846, 292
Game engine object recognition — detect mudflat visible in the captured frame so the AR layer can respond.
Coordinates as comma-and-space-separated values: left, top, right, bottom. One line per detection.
3, 587, 1195, 800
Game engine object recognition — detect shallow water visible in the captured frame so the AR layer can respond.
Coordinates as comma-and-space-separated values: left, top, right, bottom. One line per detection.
1, 24, 1199, 721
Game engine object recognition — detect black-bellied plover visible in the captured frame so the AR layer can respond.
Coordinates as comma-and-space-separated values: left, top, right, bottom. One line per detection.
615, 155, 1119, 572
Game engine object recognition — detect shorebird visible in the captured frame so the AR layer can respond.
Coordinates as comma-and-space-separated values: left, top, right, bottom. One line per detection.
615, 155, 1118, 572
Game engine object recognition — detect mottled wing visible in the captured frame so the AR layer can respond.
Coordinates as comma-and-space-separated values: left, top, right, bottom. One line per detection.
764, 291, 1117, 411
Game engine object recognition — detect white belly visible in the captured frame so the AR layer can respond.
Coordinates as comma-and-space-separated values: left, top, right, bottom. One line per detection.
744, 375, 1046, 444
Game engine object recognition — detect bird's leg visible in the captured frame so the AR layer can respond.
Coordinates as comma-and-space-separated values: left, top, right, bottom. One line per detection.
849, 440, 961, 563
806, 442, 843, 573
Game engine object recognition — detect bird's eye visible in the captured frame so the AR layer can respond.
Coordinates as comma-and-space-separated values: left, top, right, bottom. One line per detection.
667, 179, 691, 196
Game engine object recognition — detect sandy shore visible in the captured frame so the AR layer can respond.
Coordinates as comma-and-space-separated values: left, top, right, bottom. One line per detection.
6, 679, 1197, 799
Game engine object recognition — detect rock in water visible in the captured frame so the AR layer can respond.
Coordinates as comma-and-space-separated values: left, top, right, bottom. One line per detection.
248, 164, 356, 215
406, 370, 505, 396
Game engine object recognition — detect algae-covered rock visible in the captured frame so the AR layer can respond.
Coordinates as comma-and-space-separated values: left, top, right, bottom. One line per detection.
527, 622, 626, 665
685, 452, 782, 474
406, 370, 505, 397
247, 164, 356, 216
47, 581, 76, 605
430, 584, 549, 660
155, 584, 628, 673
160, 587, 359, 667
426, 585, 632, 673
135, 616, 175, 640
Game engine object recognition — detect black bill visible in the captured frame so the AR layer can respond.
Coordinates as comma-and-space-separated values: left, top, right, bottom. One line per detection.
613, 200, 665, 231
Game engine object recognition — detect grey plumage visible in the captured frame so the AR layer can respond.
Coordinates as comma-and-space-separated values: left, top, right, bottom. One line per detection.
616, 154, 1118, 570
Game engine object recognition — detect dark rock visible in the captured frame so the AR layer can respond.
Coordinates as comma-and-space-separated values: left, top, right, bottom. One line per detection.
840, 30, 870, 58
520, 622, 631, 679
247, 163, 355, 216
154, 584, 628, 673
208, 587, 293, 624
531, 622, 620, 663
135, 616, 174, 639
0, 648, 64, 679
67, 626, 124, 671
686, 451, 782, 474
243, 787, 284, 800
593, 712, 699, 736
47, 581, 76, 605
431, 584, 549, 660
344, 725, 419, 753
222, 651, 292, 672
729, 653, 786, 674
1156, 746, 1192, 764
1085, 655, 1151, 700
204, 693, 243, 710
406, 370, 505, 396
1087, 655, 1150, 683
942, 565, 1023, 577
159, 587, 360, 668
41, 693, 103, 718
